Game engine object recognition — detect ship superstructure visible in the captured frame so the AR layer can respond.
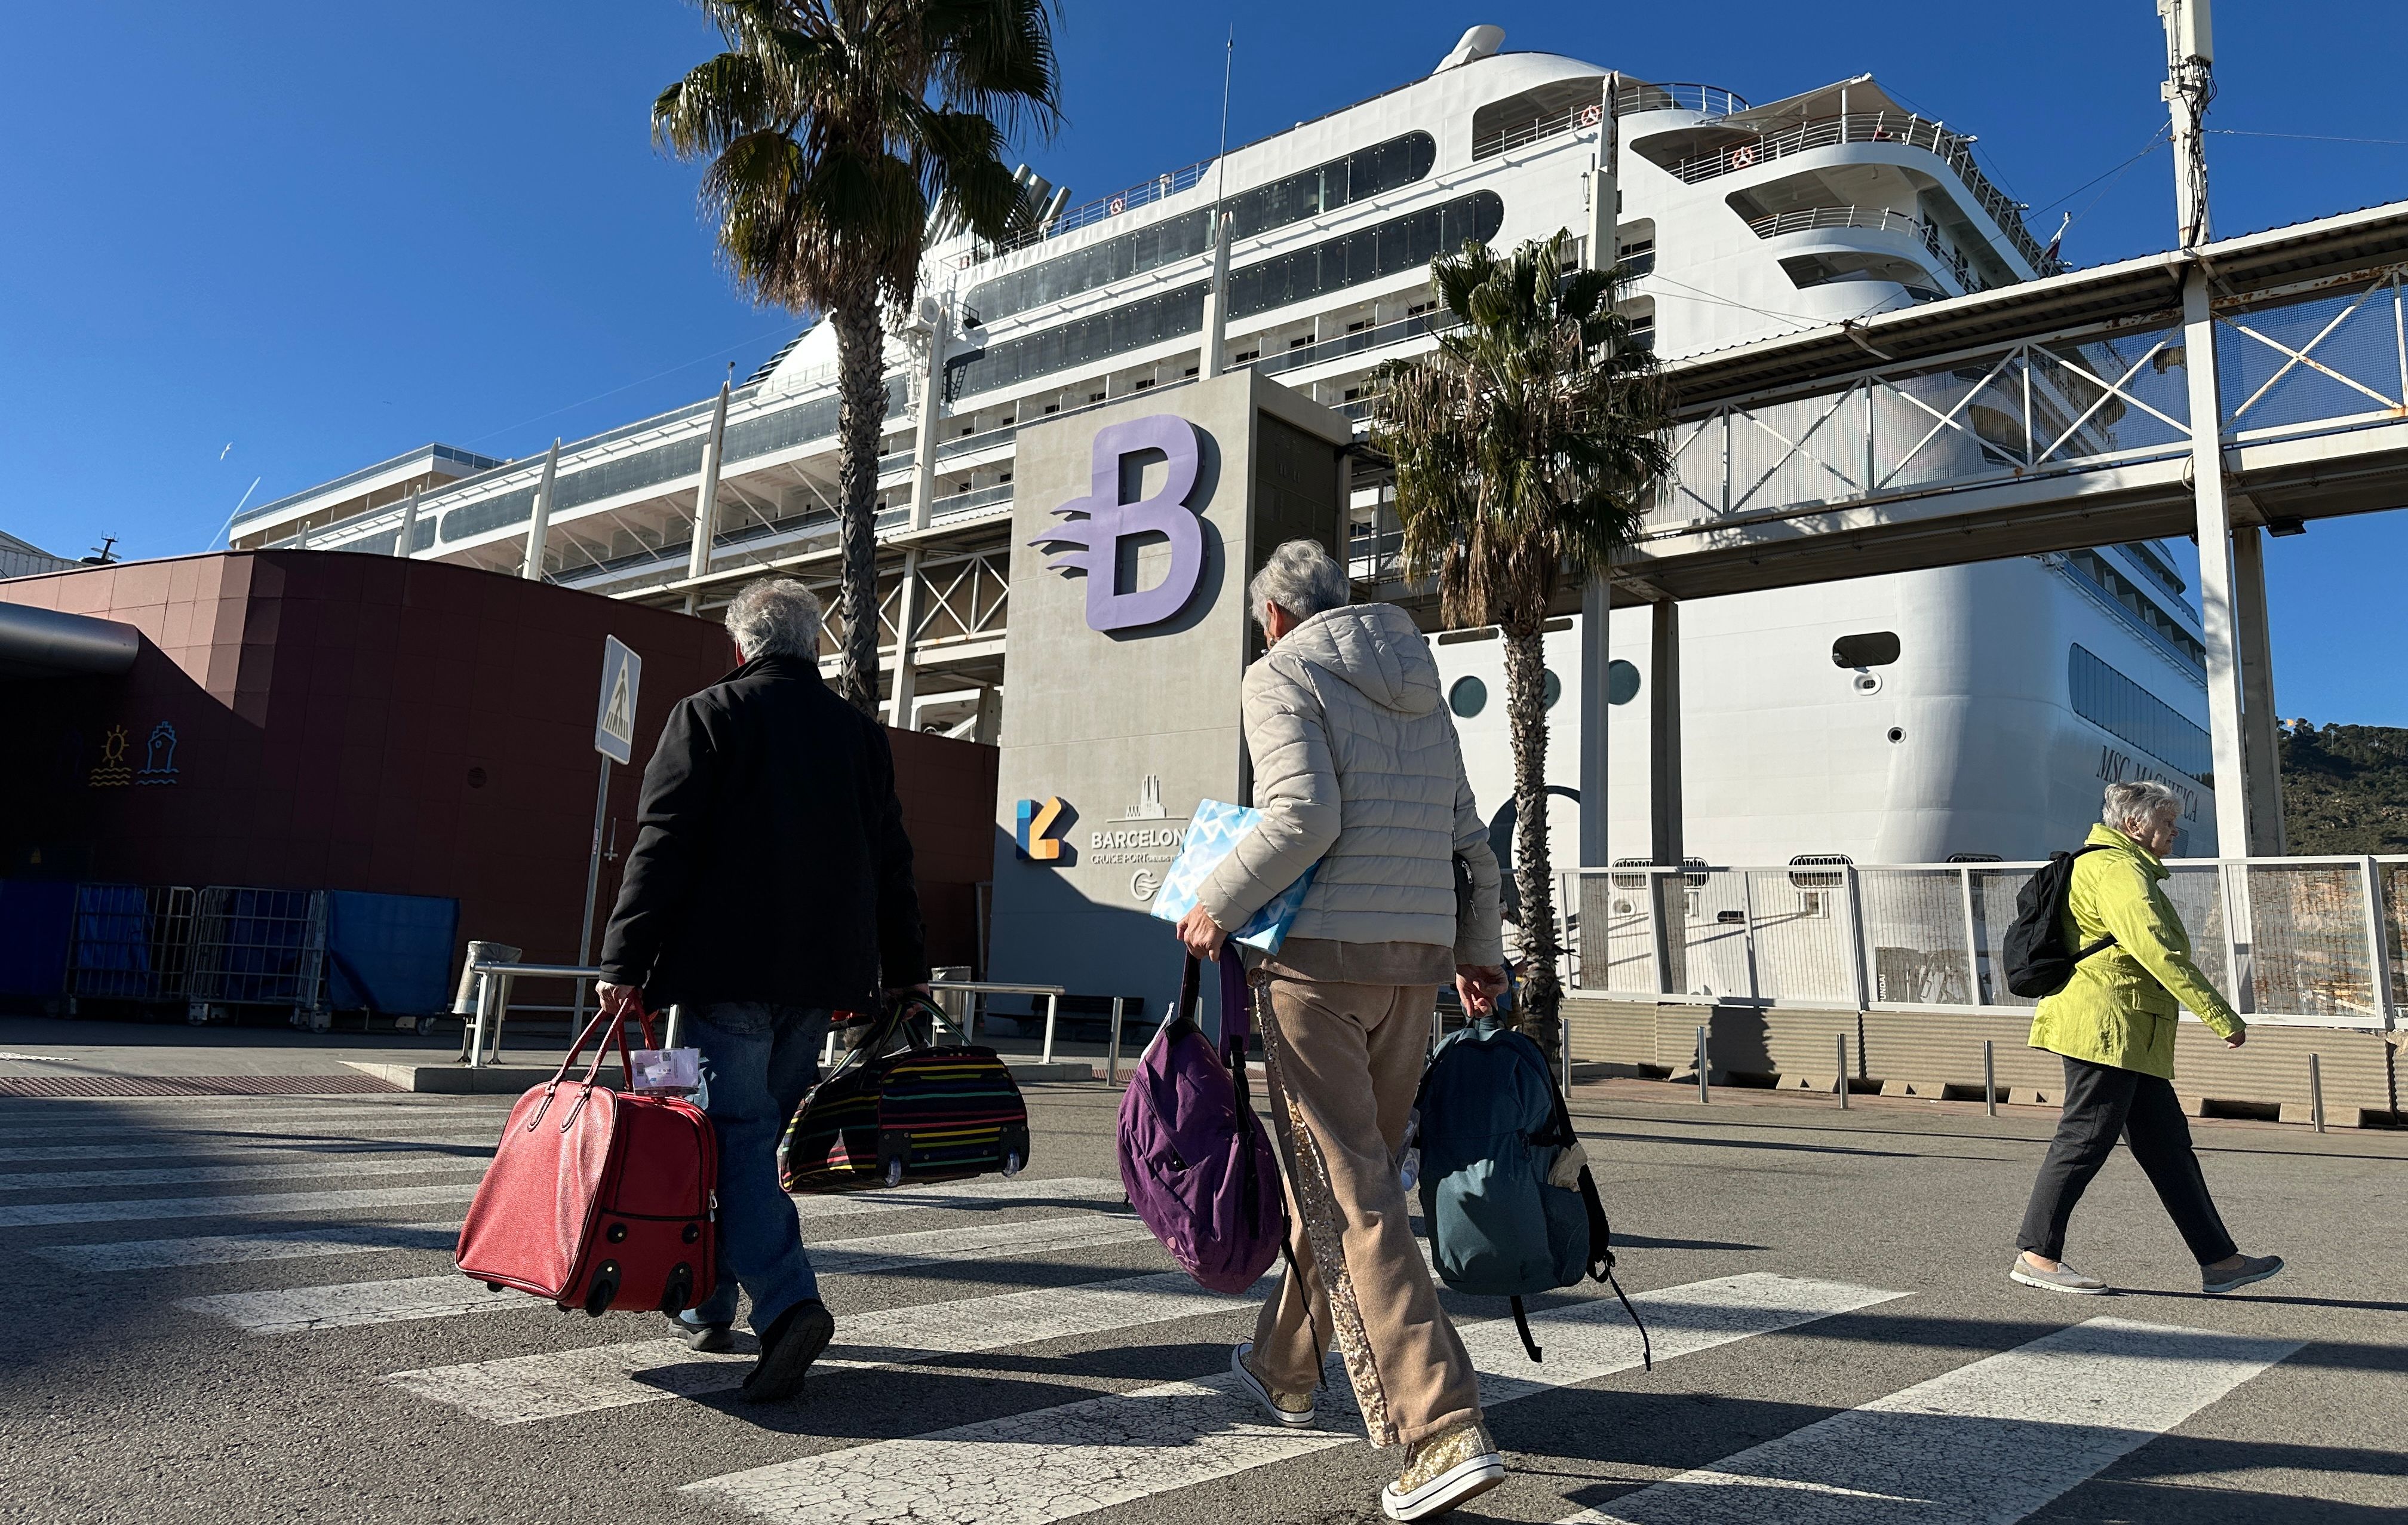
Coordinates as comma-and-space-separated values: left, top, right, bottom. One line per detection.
242, 28, 2216, 865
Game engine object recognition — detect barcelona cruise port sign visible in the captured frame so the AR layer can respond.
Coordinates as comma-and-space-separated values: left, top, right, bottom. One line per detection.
988, 369, 1351, 1024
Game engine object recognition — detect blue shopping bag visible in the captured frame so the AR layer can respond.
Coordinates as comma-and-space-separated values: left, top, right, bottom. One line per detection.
1149, 799, 1319, 953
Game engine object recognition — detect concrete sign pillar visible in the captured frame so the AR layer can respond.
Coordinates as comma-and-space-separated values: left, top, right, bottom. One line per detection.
987, 370, 1352, 1023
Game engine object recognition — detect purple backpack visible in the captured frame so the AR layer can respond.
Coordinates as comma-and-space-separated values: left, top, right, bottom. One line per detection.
1117, 951, 1286, 1294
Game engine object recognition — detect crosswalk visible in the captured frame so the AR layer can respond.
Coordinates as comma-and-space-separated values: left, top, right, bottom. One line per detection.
0, 1091, 2307, 1525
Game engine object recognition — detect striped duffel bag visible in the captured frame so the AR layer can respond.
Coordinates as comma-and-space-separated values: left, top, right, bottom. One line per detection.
778, 993, 1030, 1192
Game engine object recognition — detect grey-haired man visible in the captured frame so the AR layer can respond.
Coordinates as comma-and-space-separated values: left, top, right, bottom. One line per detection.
597, 576, 927, 1402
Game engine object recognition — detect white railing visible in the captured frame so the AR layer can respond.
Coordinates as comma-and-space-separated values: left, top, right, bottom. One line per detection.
1574, 857, 2406, 1030
1743, 204, 1976, 290
1664, 112, 2057, 274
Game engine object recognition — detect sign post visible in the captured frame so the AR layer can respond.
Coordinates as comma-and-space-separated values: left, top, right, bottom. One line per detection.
576, 637, 642, 1025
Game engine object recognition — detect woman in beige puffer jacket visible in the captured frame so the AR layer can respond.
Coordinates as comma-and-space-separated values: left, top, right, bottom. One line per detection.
1176, 538, 1509, 1522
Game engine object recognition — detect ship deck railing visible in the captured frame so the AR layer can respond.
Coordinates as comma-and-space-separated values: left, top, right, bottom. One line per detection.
1662, 111, 2059, 275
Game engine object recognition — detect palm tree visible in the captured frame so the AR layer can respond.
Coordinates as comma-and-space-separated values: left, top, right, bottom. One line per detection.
1371, 231, 1673, 1053
655, 0, 1061, 713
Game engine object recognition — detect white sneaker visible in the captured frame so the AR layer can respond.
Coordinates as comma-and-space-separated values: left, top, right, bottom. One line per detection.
1229, 1342, 1314, 1427
1381, 1419, 1505, 1521
2010, 1254, 2109, 1294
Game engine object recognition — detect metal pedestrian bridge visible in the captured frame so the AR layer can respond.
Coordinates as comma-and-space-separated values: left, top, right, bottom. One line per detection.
1621, 200, 2408, 601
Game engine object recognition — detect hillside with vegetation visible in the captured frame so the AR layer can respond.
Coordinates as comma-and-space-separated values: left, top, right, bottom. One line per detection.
2281, 723, 2408, 854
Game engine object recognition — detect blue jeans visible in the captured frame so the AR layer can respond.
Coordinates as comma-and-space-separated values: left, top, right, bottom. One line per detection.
679, 1002, 829, 1333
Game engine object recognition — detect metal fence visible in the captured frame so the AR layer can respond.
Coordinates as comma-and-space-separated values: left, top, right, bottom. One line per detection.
188, 887, 330, 1023
65, 884, 197, 1004
1575, 856, 2403, 1030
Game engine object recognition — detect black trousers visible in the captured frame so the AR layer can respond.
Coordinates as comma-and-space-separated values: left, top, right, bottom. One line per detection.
2016, 1054, 2238, 1266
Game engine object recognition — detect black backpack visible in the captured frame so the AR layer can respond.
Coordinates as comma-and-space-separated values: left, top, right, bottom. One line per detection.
2001, 846, 2119, 998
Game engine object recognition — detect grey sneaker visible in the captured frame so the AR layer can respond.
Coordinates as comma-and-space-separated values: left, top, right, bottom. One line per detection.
1230, 1342, 1315, 1427
2203, 1254, 2284, 1294
2010, 1254, 2109, 1294
1381, 1419, 1506, 1521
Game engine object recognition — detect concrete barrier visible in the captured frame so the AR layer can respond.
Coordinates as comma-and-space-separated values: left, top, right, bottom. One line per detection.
1563, 995, 2401, 1126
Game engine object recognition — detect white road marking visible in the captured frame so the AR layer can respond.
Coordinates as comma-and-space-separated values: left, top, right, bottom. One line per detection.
31, 1220, 464, 1272
0, 1135, 497, 1164
180, 1197, 1148, 1334
0, 1182, 483, 1229
1563, 1316, 2300, 1525
0, 1104, 509, 1141
385, 1265, 1264, 1424
684, 1272, 1903, 1525
0, 1156, 491, 1193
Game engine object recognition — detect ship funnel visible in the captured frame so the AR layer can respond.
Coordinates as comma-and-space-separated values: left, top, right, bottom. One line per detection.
1432, 24, 1504, 73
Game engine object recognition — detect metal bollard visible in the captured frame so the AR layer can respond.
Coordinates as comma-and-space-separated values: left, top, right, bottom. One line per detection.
1835, 1032, 1850, 1109
1696, 1025, 1710, 1104
2309, 1053, 2326, 1134
1983, 1039, 1997, 1117
1107, 997, 1126, 1085
466, 969, 495, 1070
1042, 992, 1060, 1067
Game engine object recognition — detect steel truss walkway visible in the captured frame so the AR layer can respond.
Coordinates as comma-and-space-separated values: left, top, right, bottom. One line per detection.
1530, 200, 2408, 867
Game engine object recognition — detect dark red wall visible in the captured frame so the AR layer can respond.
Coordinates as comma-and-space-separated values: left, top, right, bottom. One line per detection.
1, 551, 997, 980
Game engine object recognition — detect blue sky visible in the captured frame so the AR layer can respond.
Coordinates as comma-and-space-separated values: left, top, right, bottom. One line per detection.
4, 2, 2405, 722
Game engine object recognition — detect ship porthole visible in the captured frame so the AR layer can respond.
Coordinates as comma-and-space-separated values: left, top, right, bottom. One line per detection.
1886, 726, 1906, 744
1853, 672, 1882, 695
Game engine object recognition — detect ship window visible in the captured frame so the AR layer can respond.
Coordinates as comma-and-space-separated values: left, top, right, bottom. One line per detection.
1448, 676, 1488, 718
1223, 132, 1436, 241
962, 133, 1434, 324
2069, 644, 2212, 782
1606, 658, 1640, 704
438, 376, 914, 544
1832, 632, 1900, 668
943, 284, 1209, 400
1543, 669, 1562, 709
1228, 192, 1505, 321
964, 210, 1213, 324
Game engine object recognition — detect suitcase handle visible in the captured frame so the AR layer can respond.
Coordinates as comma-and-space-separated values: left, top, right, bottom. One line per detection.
542, 1002, 638, 1099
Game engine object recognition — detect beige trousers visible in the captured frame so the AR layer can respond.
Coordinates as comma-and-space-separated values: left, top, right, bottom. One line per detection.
1251, 973, 1482, 1448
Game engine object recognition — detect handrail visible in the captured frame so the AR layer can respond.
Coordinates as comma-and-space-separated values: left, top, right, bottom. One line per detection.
1745, 204, 1977, 290
1473, 82, 1750, 164
1667, 112, 2058, 275
976, 158, 1218, 262
929, 979, 1067, 1065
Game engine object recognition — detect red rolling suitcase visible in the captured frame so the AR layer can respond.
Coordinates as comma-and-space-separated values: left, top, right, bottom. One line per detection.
456, 1005, 718, 1316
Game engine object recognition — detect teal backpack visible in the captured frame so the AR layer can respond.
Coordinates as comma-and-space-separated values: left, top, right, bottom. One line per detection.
1414, 1018, 1649, 1365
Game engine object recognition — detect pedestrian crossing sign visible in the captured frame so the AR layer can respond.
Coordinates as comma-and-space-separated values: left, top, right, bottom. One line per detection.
594, 635, 641, 764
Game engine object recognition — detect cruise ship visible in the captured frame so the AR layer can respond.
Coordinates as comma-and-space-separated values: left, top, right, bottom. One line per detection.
239, 27, 2219, 872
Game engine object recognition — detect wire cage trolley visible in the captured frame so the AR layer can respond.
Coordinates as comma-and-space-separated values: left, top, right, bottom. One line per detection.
186, 887, 331, 1030
64, 883, 198, 1015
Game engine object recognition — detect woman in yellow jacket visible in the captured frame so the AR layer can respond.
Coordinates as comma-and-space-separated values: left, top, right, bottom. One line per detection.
2013, 779, 2283, 1296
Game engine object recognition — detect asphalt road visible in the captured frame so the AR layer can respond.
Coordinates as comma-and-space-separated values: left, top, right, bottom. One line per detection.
0, 1058, 2401, 1524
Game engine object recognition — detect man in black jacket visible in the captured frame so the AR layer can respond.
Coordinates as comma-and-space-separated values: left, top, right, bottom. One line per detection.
597, 576, 926, 1403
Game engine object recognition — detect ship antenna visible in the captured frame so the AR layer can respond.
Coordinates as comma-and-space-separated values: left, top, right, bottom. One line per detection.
1214, 27, 1234, 207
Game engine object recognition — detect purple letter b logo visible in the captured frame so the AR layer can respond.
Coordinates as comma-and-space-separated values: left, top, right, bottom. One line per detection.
1032, 415, 1207, 633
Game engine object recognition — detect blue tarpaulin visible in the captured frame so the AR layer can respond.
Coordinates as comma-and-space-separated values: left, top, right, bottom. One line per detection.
325, 891, 458, 1015
0, 881, 74, 998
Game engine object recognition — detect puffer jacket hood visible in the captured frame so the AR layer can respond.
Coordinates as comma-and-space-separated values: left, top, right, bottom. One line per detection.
1267, 603, 1440, 719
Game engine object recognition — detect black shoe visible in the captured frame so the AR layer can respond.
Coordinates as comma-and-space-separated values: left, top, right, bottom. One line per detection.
741, 1297, 834, 1403
666, 1312, 735, 1354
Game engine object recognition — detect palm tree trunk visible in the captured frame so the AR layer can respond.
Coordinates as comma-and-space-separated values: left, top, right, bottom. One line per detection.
1499, 616, 1563, 1061
831, 290, 890, 716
